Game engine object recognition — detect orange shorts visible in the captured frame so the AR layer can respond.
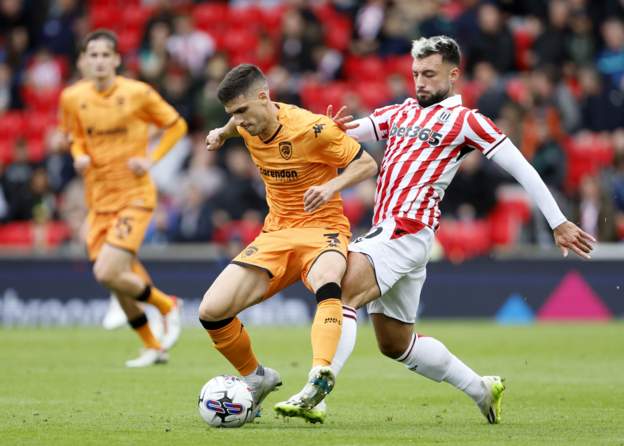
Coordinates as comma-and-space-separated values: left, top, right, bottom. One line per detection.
86, 206, 153, 261
232, 227, 350, 299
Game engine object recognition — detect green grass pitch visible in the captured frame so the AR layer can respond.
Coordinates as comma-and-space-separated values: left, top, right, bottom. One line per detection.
1, 322, 623, 445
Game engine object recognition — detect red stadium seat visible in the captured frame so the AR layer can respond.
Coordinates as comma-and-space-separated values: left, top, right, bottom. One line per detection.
0, 222, 33, 247
117, 28, 142, 55
345, 56, 386, 82
385, 55, 414, 83
90, 6, 117, 30
228, 6, 263, 32
222, 28, 259, 58
0, 139, 14, 164
22, 86, 62, 113
354, 81, 391, 109
0, 112, 26, 141
260, 6, 286, 35
323, 15, 352, 51
122, 4, 152, 33
436, 219, 492, 261
193, 3, 229, 32
563, 133, 614, 191
46, 221, 71, 246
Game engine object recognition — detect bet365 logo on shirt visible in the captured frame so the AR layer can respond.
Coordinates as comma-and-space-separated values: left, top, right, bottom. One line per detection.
388, 124, 443, 146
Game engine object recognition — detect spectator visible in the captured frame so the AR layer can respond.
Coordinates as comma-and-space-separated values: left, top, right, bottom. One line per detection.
574, 174, 616, 241
578, 66, 624, 132
166, 14, 215, 77
40, 0, 82, 59
532, 0, 571, 68
440, 151, 500, 221
465, 2, 515, 74
2, 139, 34, 220
596, 17, 624, 89
473, 61, 507, 120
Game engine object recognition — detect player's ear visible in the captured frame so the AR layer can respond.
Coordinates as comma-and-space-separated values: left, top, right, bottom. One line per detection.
257, 88, 270, 104
449, 66, 460, 83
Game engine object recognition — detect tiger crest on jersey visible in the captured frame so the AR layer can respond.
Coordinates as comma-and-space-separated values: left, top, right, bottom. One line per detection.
279, 141, 293, 160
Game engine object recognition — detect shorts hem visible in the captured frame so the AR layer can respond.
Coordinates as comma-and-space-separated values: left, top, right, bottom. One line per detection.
231, 260, 274, 279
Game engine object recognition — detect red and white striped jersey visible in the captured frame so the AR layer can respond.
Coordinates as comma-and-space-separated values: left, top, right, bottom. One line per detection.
367, 94, 507, 230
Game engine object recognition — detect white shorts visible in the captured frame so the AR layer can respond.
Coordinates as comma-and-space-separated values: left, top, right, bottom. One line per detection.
348, 217, 434, 323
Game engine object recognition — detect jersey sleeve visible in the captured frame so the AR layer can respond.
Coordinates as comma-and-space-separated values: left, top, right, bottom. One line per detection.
368, 103, 404, 140
305, 116, 362, 168
136, 84, 180, 128
462, 110, 508, 159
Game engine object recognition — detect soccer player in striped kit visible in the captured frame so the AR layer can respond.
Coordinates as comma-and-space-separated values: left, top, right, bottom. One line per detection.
276, 35, 595, 424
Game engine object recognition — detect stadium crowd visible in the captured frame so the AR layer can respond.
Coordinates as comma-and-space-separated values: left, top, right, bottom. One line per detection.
0, 0, 623, 259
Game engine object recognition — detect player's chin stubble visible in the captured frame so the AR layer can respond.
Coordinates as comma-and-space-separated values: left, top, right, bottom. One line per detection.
417, 87, 450, 108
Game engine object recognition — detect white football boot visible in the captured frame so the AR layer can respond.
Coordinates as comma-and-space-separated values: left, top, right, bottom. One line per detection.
161, 297, 183, 350
125, 348, 169, 368
477, 376, 506, 424
242, 365, 282, 418
102, 294, 127, 330
274, 365, 334, 423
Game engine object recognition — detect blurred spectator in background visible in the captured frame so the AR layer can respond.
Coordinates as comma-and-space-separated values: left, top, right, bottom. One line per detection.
473, 61, 507, 120
139, 20, 171, 86
351, 0, 385, 55
212, 145, 267, 221
578, 66, 624, 132
574, 174, 616, 241
43, 128, 74, 193
40, 0, 82, 59
166, 14, 214, 78
465, 2, 515, 74
532, 0, 571, 69
597, 17, 624, 89
440, 151, 500, 221
172, 183, 213, 242
2, 139, 33, 220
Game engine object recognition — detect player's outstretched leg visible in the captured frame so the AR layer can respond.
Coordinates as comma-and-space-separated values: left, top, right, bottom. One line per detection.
242, 365, 283, 417
274, 366, 334, 423
124, 312, 168, 368
478, 376, 506, 424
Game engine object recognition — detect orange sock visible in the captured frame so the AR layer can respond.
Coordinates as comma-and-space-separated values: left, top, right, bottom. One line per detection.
311, 298, 343, 367
137, 285, 174, 315
129, 314, 161, 349
132, 260, 152, 285
205, 318, 258, 376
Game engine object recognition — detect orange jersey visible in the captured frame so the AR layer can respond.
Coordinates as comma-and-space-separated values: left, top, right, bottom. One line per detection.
62, 76, 180, 212
59, 80, 95, 208
238, 103, 361, 236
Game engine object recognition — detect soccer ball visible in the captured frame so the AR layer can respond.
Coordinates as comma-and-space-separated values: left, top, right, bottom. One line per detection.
198, 375, 254, 428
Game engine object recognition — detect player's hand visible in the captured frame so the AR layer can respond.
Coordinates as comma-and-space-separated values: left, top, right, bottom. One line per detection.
553, 220, 596, 259
128, 157, 152, 176
206, 128, 226, 151
304, 184, 336, 213
74, 155, 91, 175
326, 105, 360, 132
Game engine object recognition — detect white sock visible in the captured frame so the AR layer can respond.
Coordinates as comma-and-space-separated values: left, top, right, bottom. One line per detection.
397, 334, 485, 403
330, 305, 357, 376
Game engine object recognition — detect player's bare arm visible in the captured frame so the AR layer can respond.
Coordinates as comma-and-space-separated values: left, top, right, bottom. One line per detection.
206, 116, 240, 151
304, 150, 377, 213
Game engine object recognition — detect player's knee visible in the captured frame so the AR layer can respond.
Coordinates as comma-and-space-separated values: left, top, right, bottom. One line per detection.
198, 298, 230, 322
341, 290, 365, 309
377, 338, 405, 359
93, 262, 117, 288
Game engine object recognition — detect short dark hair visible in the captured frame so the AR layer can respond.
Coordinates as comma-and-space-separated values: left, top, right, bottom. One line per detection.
411, 36, 461, 66
82, 29, 118, 53
217, 64, 267, 104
